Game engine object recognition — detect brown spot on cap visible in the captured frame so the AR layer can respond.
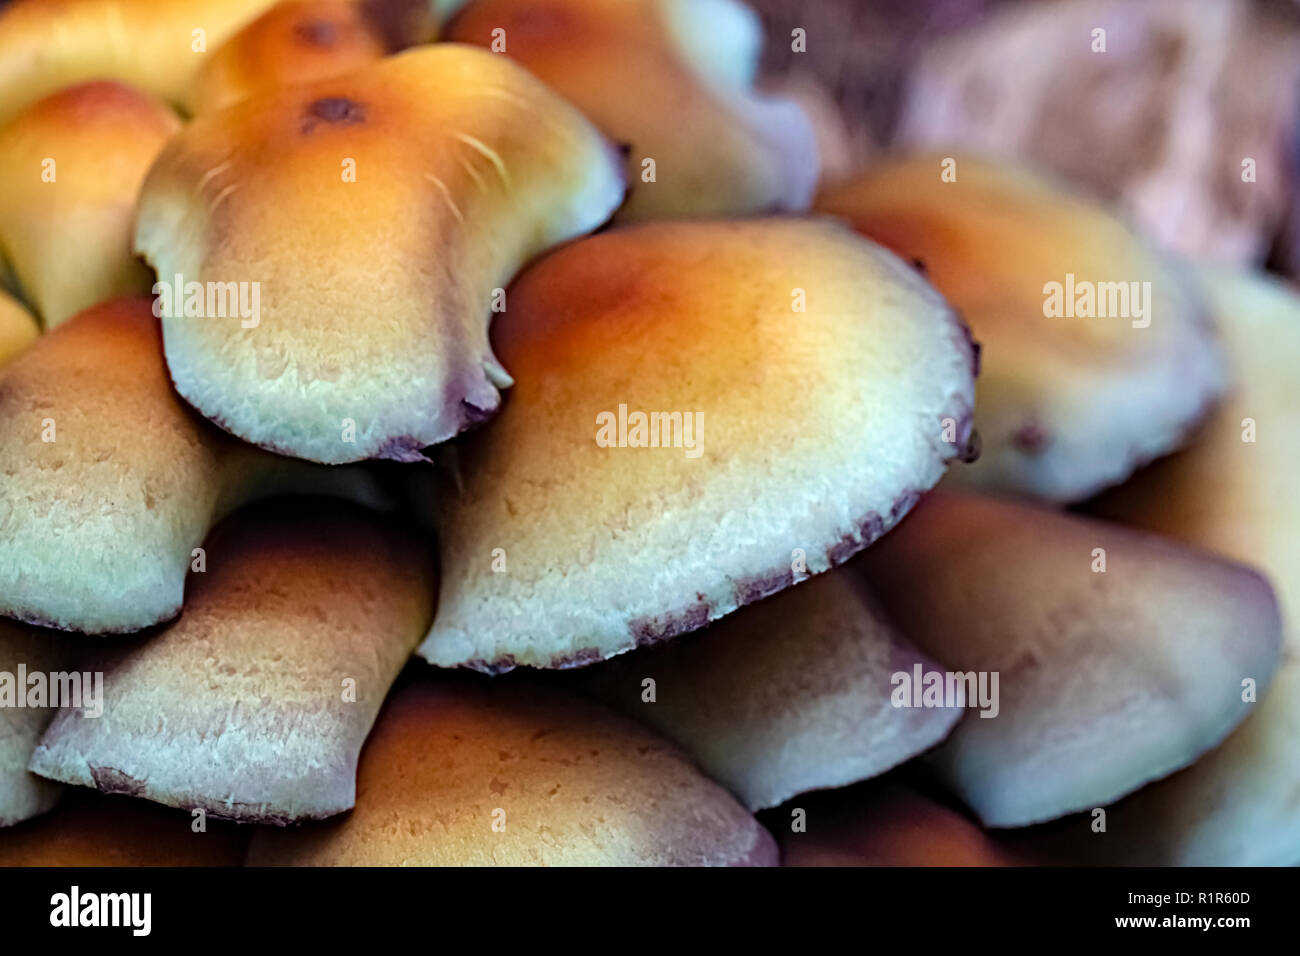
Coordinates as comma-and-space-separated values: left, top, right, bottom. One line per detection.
1012, 421, 1051, 455
89, 765, 147, 797
302, 96, 366, 134
294, 19, 340, 47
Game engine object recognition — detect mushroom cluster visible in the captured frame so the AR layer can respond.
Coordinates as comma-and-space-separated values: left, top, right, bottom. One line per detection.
0, 0, 1294, 867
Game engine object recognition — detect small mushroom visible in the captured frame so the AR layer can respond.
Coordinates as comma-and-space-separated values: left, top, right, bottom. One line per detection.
0, 0, 279, 126
447, 0, 819, 220
421, 218, 976, 670
818, 155, 1227, 502
856, 489, 1282, 828
0, 81, 180, 328
583, 565, 961, 811
0, 298, 384, 634
188, 0, 444, 114
135, 44, 626, 463
29, 498, 436, 824
247, 677, 777, 866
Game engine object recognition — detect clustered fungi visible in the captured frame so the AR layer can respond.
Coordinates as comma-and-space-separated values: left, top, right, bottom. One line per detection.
0, 0, 1294, 867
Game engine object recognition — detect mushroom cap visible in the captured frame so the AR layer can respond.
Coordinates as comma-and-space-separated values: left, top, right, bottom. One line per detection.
0, 298, 254, 633
0, 0, 277, 126
447, 0, 819, 220
0, 298, 380, 634
857, 490, 1282, 827
0, 619, 74, 827
1007, 658, 1300, 866
779, 783, 1021, 867
1080, 267, 1300, 864
188, 0, 438, 114
0, 789, 249, 866
420, 218, 977, 670
29, 499, 436, 824
0, 81, 180, 328
247, 677, 778, 866
136, 43, 626, 464
818, 154, 1227, 502
0, 287, 38, 366
584, 565, 961, 810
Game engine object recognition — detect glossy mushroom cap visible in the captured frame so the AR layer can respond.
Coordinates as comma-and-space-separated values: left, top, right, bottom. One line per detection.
29, 500, 436, 824
447, 0, 819, 220
421, 218, 977, 670
0, 81, 180, 328
0, 0, 277, 125
247, 678, 778, 865
188, 0, 443, 113
857, 490, 1282, 827
585, 565, 961, 810
136, 43, 626, 464
0, 298, 382, 634
1081, 267, 1300, 864
818, 155, 1226, 502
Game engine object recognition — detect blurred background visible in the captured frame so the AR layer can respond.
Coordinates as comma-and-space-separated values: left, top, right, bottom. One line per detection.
751, 0, 1300, 276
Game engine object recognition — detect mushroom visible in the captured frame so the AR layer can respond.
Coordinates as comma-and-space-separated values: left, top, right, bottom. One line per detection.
583, 565, 961, 811
0, 0, 278, 126
29, 498, 436, 824
818, 155, 1227, 502
247, 677, 777, 865
446, 0, 819, 220
420, 218, 977, 670
135, 44, 626, 464
0, 620, 74, 827
0, 789, 249, 866
0, 81, 180, 328
0, 288, 38, 366
778, 782, 1022, 867
1076, 267, 1300, 864
0, 298, 385, 634
187, 0, 445, 114
856, 489, 1282, 828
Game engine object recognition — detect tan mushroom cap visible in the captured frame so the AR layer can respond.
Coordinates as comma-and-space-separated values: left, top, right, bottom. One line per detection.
420, 218, 977, 670
0, 619, 74, 827
0, 287, 38, 366
857, 490, 1282, 828
0, 81, 180, 328
0, 298, 382, 635
818, 154, 1226, 502
584, 565, 961, 811
188, 0, 442, 114
0, 789, 249, 866
0, 0, 277, 126
136, 43, 625, 464
447, 0, 818, 220
247, 678, 778, 866
1081, 267, 1300, 864
29, 499, 436, 825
